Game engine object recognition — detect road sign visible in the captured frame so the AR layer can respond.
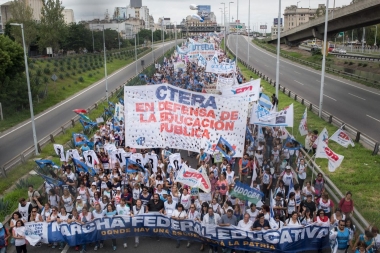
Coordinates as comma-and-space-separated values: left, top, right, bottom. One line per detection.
51, 74, 57, 82
236, 25, 242, 29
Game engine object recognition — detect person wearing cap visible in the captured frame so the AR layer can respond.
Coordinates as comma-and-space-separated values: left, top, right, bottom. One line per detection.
278, 165, 297, 197
0, 222, 10, 253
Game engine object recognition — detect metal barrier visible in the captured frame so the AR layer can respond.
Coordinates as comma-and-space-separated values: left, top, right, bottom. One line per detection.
226, 42, 372, 233
0, 43, 177, 177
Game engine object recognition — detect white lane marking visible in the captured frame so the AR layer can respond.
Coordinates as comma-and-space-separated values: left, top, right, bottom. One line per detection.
294, 71, 301, 74
0, 42, 174, 139
324, 94, 337, 101
348, 93, 366, 100
367, 115, 380, 123
61, 244, 70, 253
243, 37, 380, 96
294, 80, 304, 85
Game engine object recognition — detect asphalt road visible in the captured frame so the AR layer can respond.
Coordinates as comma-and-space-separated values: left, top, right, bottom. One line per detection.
0, 41, 177, 168
227, 35, 380, 143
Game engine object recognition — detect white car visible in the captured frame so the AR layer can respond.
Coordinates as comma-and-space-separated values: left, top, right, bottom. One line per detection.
339, 49, 347, 54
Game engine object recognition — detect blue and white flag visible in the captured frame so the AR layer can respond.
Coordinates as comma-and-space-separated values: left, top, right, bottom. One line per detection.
35, 159, 59, 169
197, 53, 207, 67
287, 179, 295, 200
34, 170, 63, 186
283, 136, 302, 151
72, 133, 89, 146
298, 108, 308, 136
214, 136, 235, 161
125, 158, 146, 174
258, 94, 272, 110
72, 158, 96, 176
245, 127, 255, 144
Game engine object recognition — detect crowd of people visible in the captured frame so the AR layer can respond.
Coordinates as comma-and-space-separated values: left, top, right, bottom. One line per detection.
1, 34, 379, 253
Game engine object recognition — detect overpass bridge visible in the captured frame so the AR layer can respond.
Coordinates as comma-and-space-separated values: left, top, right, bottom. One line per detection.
270, 0, 380, 46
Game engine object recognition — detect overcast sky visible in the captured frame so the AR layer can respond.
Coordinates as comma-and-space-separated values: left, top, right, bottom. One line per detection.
2, 0, 353, 30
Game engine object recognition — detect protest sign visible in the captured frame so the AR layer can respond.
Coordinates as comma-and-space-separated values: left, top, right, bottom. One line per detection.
221, 79, 261, 102
216, 75, 235, 90
206, 61, 236, 74
230, 181, 264, 204
175, 164, 211, 193
330, 127, 355, 148
199, 193, 212, 202
28, 214, 330, 252
250, 104, 294, 127
124, 84, 250, 157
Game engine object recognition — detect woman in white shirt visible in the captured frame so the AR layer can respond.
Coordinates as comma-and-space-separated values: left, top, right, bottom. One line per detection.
172, 204, 188, 248
285, 211, 303, 227
295, 159, 307, 188
179, 188, 191, 211
302, 181, 316, 201
170, 185, 180, 203
211, 198, 221, 215
225, 166, 235, 185
132, 200, 145, 248
13, 220, 27, 253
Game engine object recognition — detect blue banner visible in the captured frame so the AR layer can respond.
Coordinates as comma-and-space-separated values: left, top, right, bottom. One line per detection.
72, 158, 96, 176
230, 181, 264, 204
42, 214, 330, 252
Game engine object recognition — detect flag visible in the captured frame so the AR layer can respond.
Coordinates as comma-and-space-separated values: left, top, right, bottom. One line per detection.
298, 108, 308, 136
82, 150, 99, 168
245, 127, 255, 144
315, 128, 330, 158
125, 158, 146, 174
315, 137, 344, 172
73, 109, 87, 114
214, 136, 236, 161
268, 190, 279, 229
35, 160, 59, 169
330, 127, 355, 148
53, 144, 65, 161
257, 125, 265, 142
72, 158, 96, 176
34, 170, 63, 186
78, 113, 92, 123
250, 163, 258, 188
175, 163, 211, 193
283, 136, 302, 151
169, 153, 182, 172
287, 179, 295, 200
72, 133, 89, 146
65, 149, 81, 162
258, 94, 273, 110
279, 127, 290, 140
118, 98, 124, 105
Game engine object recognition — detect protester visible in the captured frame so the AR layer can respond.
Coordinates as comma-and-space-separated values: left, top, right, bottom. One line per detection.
172, 204, 187, 248
252, 213, 270, 231
202, 207, 220, 253
339, 191, 354, 217
0, 223, 10, 253
12, 220, 27, 253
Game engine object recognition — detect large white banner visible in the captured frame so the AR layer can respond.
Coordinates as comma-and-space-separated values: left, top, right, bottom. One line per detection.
216, 75, 235, 90
124, 84, 250, 157
176, 42, 216, 59
250, 104, 294, 127
221, 79, 261, 102
206, 61, 236, 74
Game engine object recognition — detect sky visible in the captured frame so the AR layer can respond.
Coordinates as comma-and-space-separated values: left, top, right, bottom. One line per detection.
1, 0, 353, 31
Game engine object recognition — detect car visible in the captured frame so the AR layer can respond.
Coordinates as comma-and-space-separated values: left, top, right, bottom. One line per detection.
332, 48, 340, 53
339, 49, 347, 54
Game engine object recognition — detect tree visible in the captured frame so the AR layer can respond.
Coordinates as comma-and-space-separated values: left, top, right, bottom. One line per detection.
0, 35, 25, 80
61, 23, 92, 52
9, 0, 38, 54
39, 0, 65, 53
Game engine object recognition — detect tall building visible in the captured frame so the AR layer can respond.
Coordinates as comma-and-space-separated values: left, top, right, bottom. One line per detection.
62, 9, 75, 24
123, 5, 150, 29
283, 4, 335, 31
25, 0, 43, 21
130, 0, 142, 8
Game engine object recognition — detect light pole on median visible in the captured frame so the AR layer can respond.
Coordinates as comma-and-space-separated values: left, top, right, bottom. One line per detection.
10, 23, 39, 155
374, 25, 378, 46
221, 3, 226, 52
95, 24, 109, 103
235, 0, 239, 62
319, 0, 330, 118
247, 0, 251, 64
275, 0, 282, 99
152, 29, 154, 63
229, 2, 234, 35
135, 33, 138, 75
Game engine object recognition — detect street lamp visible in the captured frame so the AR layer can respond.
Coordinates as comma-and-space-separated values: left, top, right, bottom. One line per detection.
221, 2, 226, 52
94, 24, 109, 104
319, 0, 330, 117
235, 0, 239, 62
10, 23, 39, 155
296, 1, 301, 27
151, 29, 154, 63
117, 24, 120, 50
247, 0, 251, 64
275, 0, 282, 99
374, 25, 378, 46
135, 33, 137, 75
229, 2, 234, 35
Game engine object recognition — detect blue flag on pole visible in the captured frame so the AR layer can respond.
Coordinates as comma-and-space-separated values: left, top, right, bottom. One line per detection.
72, 158, 96, 176
125, 158, 146, 174
283, 136, 302, 150
214, 136, 235, 161
245, 127, 255, 144
270, 190, 275, 219
72, 133, 89, 146
35, 159, 59, 169
259, 94, 273, 110
34, 170, 63, 186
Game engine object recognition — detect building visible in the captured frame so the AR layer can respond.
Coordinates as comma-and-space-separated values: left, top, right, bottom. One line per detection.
228, 20, 246, 34
283, 4, 336, 31
87, 18, 145, 39
116, 5, 150, 29
271, 25, 284, 39
62, 9, 74, 24
0, 2, 12, 33
25, 0, 43, 21
130, 0, 142, 8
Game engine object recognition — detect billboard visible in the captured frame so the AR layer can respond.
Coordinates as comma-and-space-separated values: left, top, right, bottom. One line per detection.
114, 7, 127, 20
197, 5, 211, 20
274, 18, 283, 25
260, 25, 267, 30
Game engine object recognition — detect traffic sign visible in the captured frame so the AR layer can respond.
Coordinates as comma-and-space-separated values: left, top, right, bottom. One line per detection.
236, 25, 242, 29
51, 74, 57, 82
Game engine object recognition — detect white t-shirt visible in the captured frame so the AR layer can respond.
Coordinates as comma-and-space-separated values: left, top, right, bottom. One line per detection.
237, 220, 253, 231
164, 201, 177, 217
172, 209, 187, 219
116, 204, 130, 216
297, 164, 307, 180
226, 171, 235, 185
246, 209, 260, 222
180, 194, 191, 210
92, 210, 105, 219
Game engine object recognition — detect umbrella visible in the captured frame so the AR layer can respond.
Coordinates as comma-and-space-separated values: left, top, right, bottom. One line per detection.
73, 109, 87, 114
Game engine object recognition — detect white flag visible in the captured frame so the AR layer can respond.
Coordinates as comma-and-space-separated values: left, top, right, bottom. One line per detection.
169, 153, 182, 172
65, 149, 81, 162
83, 150, 99, 168
330, 127, 355, 148
298, 108, 308, 136
175, 163, 211, 193
315, 128, 329, 158
315, 137, 344, 172
53, 144, 65, 161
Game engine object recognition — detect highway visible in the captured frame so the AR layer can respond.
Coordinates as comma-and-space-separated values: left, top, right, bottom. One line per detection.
227, 35, 380, 142
0, 41, 177, 168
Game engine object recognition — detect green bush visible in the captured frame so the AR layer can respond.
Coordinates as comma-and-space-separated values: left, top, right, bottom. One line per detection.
349, 62, 353, 65
67, 65, 71, 70
59, 73, 64, 79
62, 86, 65, 90
54, 62, 59, 67
29, 63, 35, 69
44, 68, 51, 75
78, 76, 84, 82
46, 63, 50, 68
53, 67, 57, 72
362, 63, 367, 67
358, 63, 362, 67
88, 73, 93, 78
66, 72, 70, 78
72, 71, 76, 76
43, 76, 49, 84
60, 66, 65, 72
15, 178, 32, 190
78, 70, 82, 74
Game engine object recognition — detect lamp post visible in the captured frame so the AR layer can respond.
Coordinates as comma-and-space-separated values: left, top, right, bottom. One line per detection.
151, 29, 154, 62
235, 0, 239, 61
374, 25, 377, 46
174, 22, 177, 47
247, 0, 251, 64
275, 0, 282, 99
135, 33, 137, 75
221, 3, 226, 52
10, 23, 39, 155
318, 0, 329, 118
296, 1, 301, 27
117, 24, 120, 50
95, 25, 109, 103
229, 2, 234, 35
